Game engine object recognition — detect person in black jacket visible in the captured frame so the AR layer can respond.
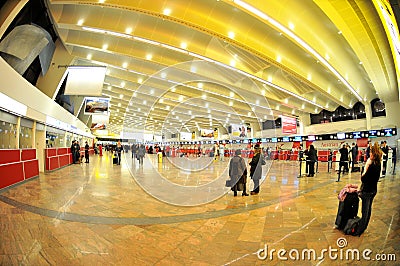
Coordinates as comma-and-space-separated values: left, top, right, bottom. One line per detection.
337, 144, 349, 181
380, 141, 389, 176
249, 144, 265, 195
351, 143, 358, 172
307, 145, 317, 177
84, 141, 89, 163
355, 142, 382, 236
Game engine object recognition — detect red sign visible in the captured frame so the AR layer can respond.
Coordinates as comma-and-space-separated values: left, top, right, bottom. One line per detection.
282, 116, 297, 134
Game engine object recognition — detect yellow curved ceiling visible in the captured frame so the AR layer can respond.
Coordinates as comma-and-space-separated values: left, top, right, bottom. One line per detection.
41, 0, 398, 135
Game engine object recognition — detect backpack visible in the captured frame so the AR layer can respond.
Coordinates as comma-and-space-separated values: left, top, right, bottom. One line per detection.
343, 216, 361, 235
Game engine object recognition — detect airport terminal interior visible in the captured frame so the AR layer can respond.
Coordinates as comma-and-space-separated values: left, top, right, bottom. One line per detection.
0, 0, 400, 265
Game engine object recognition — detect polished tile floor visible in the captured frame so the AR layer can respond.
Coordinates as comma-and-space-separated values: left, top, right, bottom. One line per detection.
0, 152, 399, 265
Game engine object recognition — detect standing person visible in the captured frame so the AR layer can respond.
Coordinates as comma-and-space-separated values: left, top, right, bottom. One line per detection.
365, 141, 372, 161
351, 143, 359, 172
307, 145, 317, 177
249, 144, 266, 195
380, 141, 389, 177
116, 140, 123, 165
137, 144, 146, 165
84, 141, 89, 163
229, 149, 249, 197
339, 144, 349, 174
70, 140, 76, 164
355, 142, 382, 236
219, 144, 225, 161
303, 146, 310, 176
74, 141, 81, 164
99, 144, 103, 156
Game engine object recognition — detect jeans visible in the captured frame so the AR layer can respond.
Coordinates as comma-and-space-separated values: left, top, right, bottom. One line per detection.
356, 191, 376, 235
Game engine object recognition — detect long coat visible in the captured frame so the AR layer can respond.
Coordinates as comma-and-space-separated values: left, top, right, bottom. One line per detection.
249, 153, 265, 180
229, 155, 247, 184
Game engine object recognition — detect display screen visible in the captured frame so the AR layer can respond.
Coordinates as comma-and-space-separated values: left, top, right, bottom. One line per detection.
271, 137, 278, 143
384, 128, 393, 136
84, 97, 110, 115
353, 132, 361, 139
369, 130, 377, 138
337, 133, 346, 140
307, 135, 315, 141
282, 137, 290, 142
294, 136, 302, 142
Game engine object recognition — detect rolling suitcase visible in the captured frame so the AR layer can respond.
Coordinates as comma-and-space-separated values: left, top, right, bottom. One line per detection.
335, 192, 359, 230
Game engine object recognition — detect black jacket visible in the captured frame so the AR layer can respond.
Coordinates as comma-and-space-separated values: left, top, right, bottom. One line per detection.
249, 153, 265, 180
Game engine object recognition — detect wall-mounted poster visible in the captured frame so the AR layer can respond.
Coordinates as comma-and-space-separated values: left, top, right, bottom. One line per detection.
200, 129, 214, 138
84, 97, 110, 115
231, 124, 250, 138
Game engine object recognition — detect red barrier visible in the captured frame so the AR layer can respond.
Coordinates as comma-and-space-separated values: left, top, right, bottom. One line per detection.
0, 162, 24, 189
0, 149, 39, 190
0, 149, 20, 164
23, 160, 39, 180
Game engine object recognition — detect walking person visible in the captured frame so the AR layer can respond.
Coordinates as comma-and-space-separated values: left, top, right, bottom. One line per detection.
249, 144, 265, 195
229, 149, 249, 197
137, 144, 146, 165
306, 145, 317, 177
84, 141, 89, 163
355, 142, 382, 236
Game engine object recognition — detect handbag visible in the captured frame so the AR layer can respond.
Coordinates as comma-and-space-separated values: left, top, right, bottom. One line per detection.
225, 179, 232, 187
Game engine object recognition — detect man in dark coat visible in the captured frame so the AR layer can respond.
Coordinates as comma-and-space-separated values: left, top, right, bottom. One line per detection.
249, 144, 266, 195
84, 141, 89, 163
351, 143, 358, 172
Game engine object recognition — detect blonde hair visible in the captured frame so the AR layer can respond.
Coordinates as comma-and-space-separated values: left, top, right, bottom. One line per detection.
371, 142, 382, 165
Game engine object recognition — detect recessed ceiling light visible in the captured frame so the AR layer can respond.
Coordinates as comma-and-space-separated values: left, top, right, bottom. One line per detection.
180, 42, 187, 49
230, 92, 234, 97
125, 27, 132, 34
138, 78, 143, 84
146, 54, 152, 60
159, 99, 164, 103
163, 8, 171, 16
86, 54, 92, 60
228, 31, 235, 39
288, 22, 295, 30
229, 101, 233, 106
122, 62, 128, 68
120, 81, 125, 87
119, 94, 123, 99
102, 44, 108, 50
77, 19, 84, 26
161, 72, 167, 79
230, 59, 236, 67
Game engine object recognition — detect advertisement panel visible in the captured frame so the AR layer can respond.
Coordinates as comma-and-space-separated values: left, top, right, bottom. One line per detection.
84, 97, 110, 115
282, 115, 297, 134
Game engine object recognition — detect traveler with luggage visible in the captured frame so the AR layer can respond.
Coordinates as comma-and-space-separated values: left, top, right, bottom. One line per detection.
355, 142, 382, 236
229, 149, 249, 197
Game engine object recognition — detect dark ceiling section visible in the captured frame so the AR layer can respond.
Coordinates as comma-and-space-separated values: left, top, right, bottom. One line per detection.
1, 0, 57, 85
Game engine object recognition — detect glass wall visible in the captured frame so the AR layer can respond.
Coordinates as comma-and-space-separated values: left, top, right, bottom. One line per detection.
0, 121, 17, 149
46, 127, 65, 148
19, 118, 34, 149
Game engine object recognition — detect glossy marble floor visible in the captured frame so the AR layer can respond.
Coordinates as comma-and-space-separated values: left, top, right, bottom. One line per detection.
0, 152, 399, 265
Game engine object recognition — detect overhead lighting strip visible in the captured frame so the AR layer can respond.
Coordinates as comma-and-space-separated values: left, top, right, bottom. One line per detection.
232, 0, 363, 102
81, 26, 323, 109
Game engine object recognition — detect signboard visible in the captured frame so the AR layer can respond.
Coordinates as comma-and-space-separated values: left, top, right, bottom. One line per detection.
282, 115, 297, 134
